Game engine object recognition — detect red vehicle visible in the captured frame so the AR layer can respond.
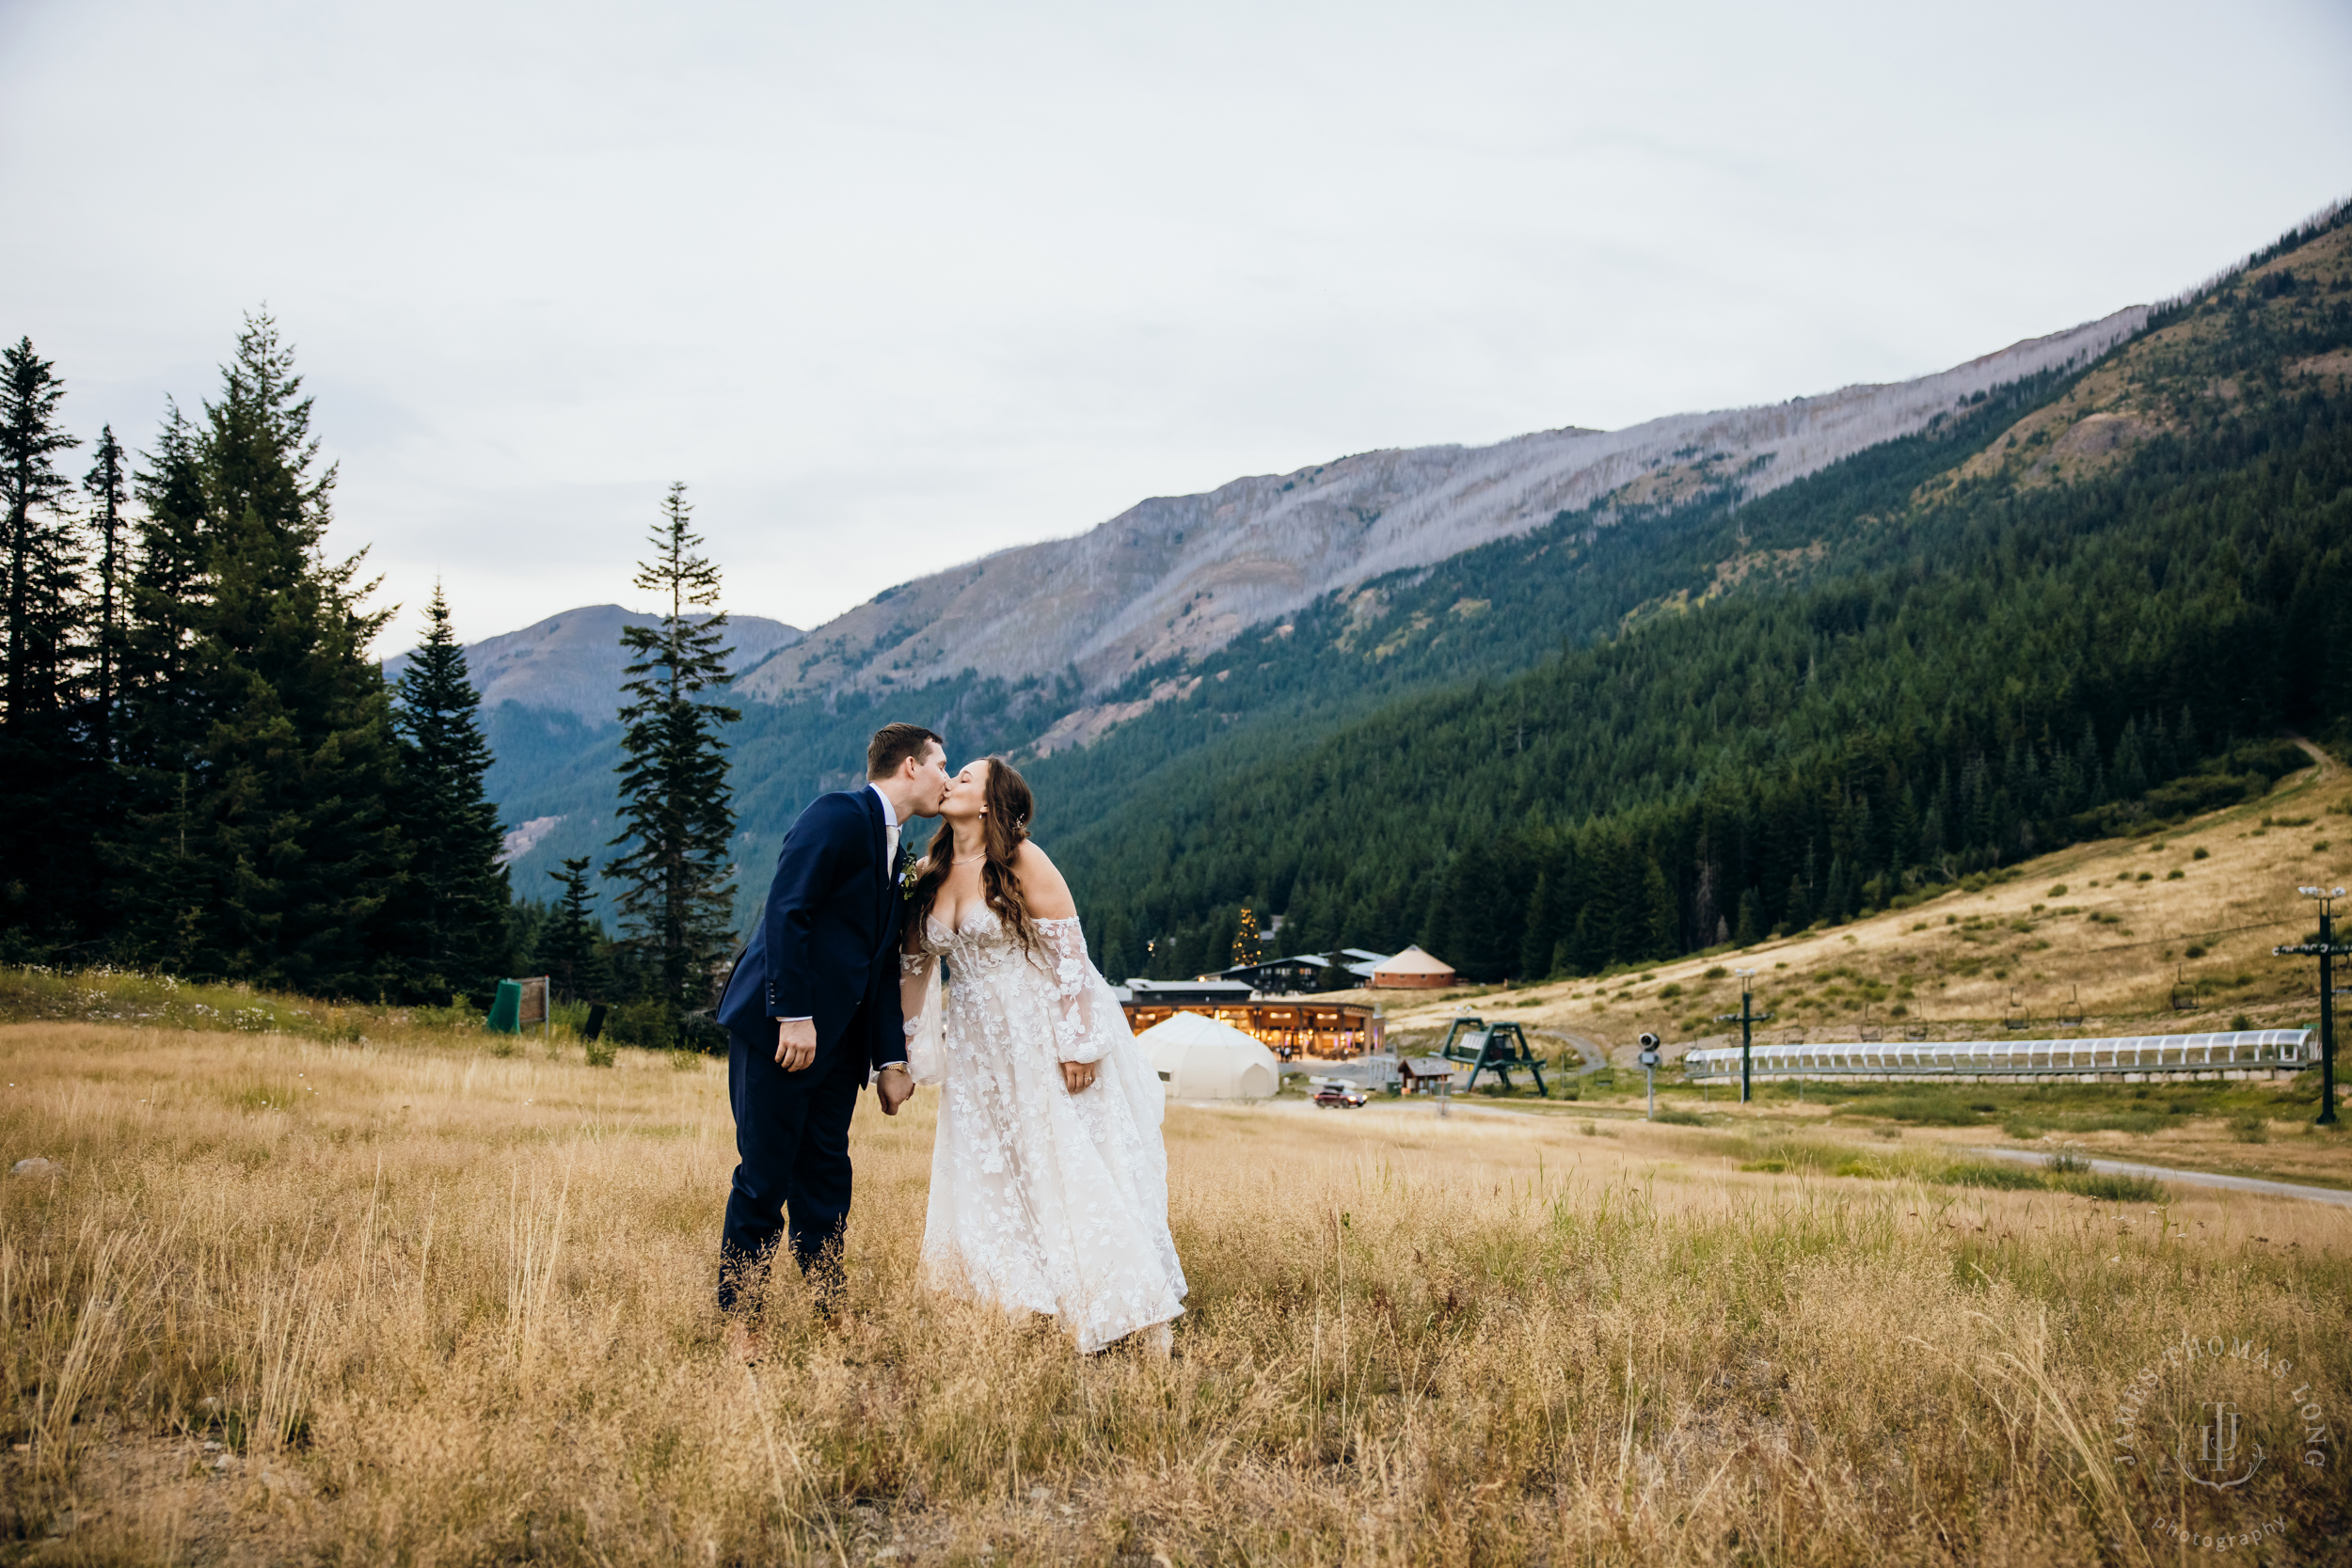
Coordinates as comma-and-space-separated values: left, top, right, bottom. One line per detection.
1311, 1085, 1367, 1108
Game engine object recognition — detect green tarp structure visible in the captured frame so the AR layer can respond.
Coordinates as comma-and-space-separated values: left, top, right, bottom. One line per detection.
486, 979, 523, 1034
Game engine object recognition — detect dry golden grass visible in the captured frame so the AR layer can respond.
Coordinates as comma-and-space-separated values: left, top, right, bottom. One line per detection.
1379, 740, 2352, 1067
2, 1019, 2347, 1564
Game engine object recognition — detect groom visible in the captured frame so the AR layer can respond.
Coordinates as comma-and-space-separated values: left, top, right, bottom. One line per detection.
714, 721, 949, 1343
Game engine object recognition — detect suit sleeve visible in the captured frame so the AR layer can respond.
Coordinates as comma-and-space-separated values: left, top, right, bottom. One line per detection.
762, 795, 859, 1021
870, 944, 907, 1074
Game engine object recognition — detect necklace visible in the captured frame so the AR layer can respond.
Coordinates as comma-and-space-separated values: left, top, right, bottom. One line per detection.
952, 853, 987, 865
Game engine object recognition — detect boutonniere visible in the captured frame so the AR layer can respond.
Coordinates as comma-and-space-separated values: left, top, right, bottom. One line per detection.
897, 846, 921, 901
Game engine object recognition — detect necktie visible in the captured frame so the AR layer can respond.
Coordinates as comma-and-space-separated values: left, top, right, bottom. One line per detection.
885, 822, 900, 871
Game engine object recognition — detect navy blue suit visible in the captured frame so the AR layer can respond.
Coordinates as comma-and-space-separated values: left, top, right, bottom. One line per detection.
714, 786, 905, 1312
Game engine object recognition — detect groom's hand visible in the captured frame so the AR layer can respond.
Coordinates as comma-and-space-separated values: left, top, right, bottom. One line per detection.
876, 1065, 914, 1116
774, 1018, 817, 1072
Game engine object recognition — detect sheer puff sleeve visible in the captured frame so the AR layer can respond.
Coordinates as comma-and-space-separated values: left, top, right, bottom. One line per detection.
1038, 917, 1115, 1066
898, 948, 945, 1085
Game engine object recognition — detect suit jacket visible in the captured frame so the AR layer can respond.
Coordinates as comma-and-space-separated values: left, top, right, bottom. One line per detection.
716, 787, 905, 1072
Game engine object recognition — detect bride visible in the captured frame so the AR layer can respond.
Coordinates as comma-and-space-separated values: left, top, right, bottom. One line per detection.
897, 755, 1185, 1353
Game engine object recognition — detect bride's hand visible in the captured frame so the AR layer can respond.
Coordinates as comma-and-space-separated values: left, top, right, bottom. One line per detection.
1060, 1060, 1097, 1094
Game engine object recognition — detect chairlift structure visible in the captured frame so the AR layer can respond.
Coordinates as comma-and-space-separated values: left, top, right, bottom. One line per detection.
1437, 1017, 1550, 1096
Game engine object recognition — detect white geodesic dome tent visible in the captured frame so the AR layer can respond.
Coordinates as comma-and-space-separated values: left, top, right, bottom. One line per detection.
1136, 1010, 1280, 1100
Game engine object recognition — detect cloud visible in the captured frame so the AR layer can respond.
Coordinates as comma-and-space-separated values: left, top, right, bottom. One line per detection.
5, 0, 2349, 648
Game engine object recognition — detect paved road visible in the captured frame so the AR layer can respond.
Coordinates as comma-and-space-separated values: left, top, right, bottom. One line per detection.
1964, 1146, 2352, 1209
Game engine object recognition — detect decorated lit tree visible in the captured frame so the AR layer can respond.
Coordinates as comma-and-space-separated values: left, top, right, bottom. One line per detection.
1231, 905, 1263, 969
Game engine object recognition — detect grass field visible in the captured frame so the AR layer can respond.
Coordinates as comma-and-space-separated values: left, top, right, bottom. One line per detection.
3, 1012, 2347, 1565
1369, 738, 2352, 1060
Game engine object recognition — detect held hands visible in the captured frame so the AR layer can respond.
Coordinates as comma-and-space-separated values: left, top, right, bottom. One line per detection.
774, 1017, 818, 1072
1060, 1060, 1098, 1095
876, 1065, 914, 1116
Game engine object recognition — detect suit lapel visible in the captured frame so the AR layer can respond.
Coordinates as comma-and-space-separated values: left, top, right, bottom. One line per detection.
866, 786, 892, 945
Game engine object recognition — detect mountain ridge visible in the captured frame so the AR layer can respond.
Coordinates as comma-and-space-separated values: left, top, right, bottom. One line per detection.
383, 604, 802, 723
741, 309, 2147, 709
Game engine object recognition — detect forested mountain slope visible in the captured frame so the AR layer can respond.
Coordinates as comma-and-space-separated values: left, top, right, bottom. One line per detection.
1050, 205, 2352, 984
484, 328, 2150, 920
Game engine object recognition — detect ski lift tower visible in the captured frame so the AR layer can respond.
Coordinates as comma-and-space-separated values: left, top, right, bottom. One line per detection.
2274, 886, 2347, 1127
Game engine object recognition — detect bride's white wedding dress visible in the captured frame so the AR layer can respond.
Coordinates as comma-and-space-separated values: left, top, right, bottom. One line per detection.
900, 910, 1185, 1353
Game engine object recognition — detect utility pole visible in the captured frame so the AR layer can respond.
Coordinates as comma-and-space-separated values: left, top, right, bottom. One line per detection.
1638, 1032, 1661, 1120
2275, 886, 2347, 1127
1716, 971, 1774, 1105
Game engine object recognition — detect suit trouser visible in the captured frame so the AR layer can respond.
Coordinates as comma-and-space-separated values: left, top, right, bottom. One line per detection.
718, 1023, 866, 1314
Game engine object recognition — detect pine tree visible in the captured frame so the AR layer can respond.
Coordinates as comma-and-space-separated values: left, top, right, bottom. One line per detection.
83, 425, 129, 759
536, 856, 614, 1003
1641, 856, 1677, 958
2, 338, 83, 721
104, 402, 217, 968
0, 338, 94, 950
606, 483, 740, 1011
388, 582, 512, 1002
102, 312, 407, 993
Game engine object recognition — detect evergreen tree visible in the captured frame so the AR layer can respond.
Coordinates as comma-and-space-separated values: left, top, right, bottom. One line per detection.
388, 581, 512, 1002
606, 483, 740, 1011
2, 338, 83, 721
83, 424, 129, 759
0, 338, 94, 950
537, 855, 614, 1003
105, 403, 216, 967
102, 312, 407, 993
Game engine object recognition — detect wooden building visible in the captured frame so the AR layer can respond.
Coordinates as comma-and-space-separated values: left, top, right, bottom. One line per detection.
1369, 944, 1457, 990
1117, 978, 1384, 1060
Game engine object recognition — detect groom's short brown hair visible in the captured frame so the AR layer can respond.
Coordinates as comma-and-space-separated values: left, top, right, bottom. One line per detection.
867, 722, 945, 779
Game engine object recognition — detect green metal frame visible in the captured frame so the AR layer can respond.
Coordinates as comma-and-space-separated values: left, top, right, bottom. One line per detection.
1437, 1016, 1549, 1096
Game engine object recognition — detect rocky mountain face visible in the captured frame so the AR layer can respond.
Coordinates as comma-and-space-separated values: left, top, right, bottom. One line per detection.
739, 308, 2147, 709
384, 605, 803, 722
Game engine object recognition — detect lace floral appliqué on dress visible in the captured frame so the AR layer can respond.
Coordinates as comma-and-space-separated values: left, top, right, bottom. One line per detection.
901, 911, 1185, 1352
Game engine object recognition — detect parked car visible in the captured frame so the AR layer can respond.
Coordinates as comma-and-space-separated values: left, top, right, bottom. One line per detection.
1311, 1085, 1367, 1108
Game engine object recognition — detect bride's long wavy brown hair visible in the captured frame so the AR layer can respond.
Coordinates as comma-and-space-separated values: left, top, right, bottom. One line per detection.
906, 755, 1042, 957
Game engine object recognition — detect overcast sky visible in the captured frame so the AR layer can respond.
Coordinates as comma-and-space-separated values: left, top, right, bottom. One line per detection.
7, 1, 2350, 654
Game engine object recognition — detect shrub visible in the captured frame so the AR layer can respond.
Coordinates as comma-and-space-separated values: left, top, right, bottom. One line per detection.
2064, 1172, 2167, 1204
1703, 965, 1728, 979
2232, 1013, 2253, 1031
2192, 847, 2210, 860
583, 1036, 617, 1069
2230, 1114, 2269, 1144
2185, 943, 2207, 958
1654, 1108, 1706, 1126
1838, 1094, 1979, 1126
2047, 883, 2067, 897
603, 1001, 676, 1051
1935, 1161, 2044, 1191
2001, 1117, 2042, 1140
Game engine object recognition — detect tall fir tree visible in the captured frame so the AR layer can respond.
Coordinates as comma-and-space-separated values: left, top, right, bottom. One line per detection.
387, 581, 512, 1003
102, 312, 408, 993
106, 402, 217, 969
606, 483, 740, 1011
536, 856, 614, 1004
0, 338, 96, 950
83, 424, 129, 760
